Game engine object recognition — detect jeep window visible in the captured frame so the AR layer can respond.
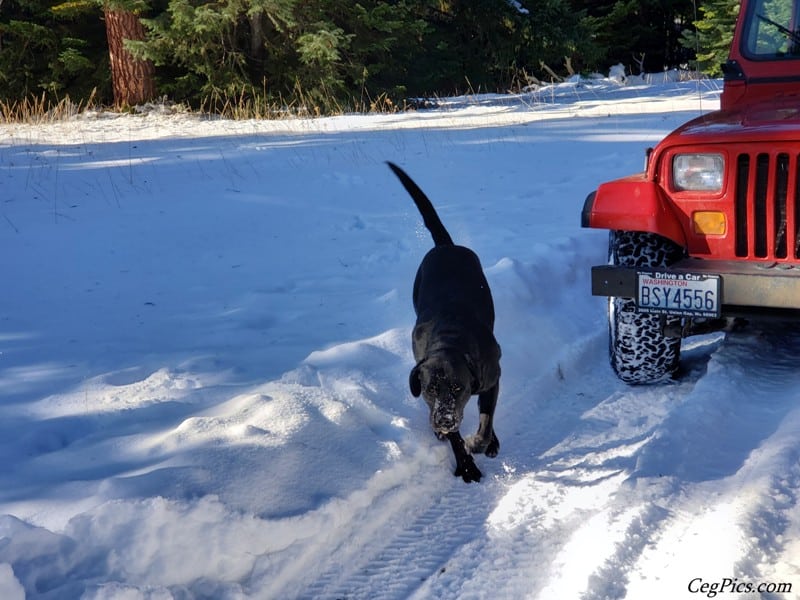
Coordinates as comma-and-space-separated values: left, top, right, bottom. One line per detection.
744, 0, 800, 57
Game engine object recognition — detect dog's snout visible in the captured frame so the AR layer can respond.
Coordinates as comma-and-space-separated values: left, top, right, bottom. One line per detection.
434, 415, 457, 431
432, 398, 459, 432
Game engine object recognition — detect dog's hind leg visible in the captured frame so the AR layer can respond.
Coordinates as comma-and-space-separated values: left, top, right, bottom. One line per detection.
446, 431, 482, 483
466, 384, 500, 458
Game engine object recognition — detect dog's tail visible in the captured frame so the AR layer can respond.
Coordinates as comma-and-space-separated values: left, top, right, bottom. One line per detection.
387, 161, 454, 247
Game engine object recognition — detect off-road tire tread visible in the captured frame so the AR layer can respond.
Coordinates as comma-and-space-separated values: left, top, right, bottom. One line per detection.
609, 231, 685, 384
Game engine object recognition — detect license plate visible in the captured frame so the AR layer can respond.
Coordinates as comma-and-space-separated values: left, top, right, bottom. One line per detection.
636, 271, 721, 317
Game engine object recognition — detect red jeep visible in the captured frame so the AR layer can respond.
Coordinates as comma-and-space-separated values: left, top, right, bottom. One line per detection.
582, 0, 800, 383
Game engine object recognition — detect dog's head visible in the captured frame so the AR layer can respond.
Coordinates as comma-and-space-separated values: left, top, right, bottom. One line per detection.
409, 352, 477, 434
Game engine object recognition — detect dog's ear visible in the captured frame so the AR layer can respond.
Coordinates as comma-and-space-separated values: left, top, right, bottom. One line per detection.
465, 354, 480, 392
409, 362, 423, 397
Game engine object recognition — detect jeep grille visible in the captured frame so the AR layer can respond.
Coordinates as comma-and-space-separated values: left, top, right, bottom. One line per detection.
735, 151, 800, 260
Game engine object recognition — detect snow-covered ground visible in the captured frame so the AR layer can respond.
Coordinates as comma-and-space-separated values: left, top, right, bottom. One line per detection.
1, 74, 798, 599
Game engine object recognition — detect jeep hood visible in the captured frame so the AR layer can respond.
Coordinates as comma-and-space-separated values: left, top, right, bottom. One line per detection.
664, 97, 800, 146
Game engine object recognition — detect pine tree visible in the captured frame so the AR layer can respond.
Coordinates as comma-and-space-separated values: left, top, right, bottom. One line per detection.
681, 0, 740, 76
289, 0, 431, 105
131, 0, 295, 103
0, 0, 109, 102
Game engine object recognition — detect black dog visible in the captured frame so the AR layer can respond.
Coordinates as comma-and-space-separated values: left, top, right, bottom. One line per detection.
387, 162, 501, 483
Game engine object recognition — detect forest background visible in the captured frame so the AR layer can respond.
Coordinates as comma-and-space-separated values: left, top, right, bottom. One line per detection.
0, 0, 738, 114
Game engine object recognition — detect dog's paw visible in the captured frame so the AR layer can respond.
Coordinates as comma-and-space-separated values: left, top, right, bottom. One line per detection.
466, 432, 500, 458
454, 456, 482, 483
465, 434, 486, 454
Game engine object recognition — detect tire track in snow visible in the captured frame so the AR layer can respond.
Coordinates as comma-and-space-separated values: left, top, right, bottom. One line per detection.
298, 478, 495, 599
252, 439, 500, 600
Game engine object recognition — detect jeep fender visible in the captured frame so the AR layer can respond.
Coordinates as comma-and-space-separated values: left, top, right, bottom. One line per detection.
581, 175, 686, 247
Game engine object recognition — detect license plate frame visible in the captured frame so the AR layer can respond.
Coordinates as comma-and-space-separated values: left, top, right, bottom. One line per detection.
636, 271, 721, 318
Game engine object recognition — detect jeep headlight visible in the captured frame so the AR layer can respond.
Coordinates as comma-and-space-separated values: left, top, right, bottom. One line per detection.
673, 153, 724, 192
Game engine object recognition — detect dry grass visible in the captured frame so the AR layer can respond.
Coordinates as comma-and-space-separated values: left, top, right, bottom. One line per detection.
197, 80, 406, 120
0, 90, 101, 124
0, 79, 414, 124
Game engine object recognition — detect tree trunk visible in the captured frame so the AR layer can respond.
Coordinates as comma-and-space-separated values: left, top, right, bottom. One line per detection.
104, 7, 155, 107
249, 10, 264, 63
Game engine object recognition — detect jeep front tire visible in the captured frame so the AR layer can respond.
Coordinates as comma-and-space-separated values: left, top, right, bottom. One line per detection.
608, 231, 685, 384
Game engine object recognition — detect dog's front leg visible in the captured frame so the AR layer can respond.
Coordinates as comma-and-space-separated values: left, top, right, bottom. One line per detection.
466, 384, 500, 458
446, 431, 482, 483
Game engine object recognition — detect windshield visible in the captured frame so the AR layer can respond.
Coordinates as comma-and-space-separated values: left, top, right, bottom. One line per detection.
743, 0, 800, 57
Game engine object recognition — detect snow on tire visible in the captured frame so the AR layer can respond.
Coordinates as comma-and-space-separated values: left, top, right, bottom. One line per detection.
608, 231, 685, 384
